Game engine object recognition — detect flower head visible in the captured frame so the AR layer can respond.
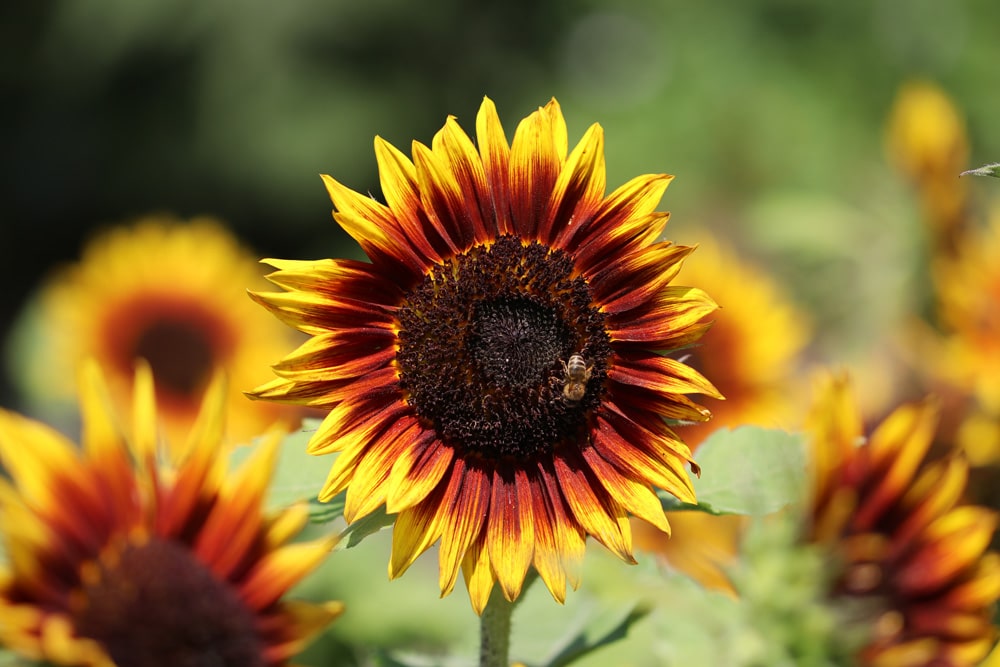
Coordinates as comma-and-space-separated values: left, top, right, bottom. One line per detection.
249, 97, 720, 612
13, 216, 305, 447
0, 361, 342, 666
805, 373, 1000, 666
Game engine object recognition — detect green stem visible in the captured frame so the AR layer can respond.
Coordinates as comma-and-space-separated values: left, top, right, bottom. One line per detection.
480, 586, 514, 667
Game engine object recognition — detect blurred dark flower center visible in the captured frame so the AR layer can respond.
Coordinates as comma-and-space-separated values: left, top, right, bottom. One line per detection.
397, 236, 610, 461
73, 538, 264, 667
133, 318, 215, 396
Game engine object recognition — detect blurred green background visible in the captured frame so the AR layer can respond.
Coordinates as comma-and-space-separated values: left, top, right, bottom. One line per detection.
3, 0, 1000, 408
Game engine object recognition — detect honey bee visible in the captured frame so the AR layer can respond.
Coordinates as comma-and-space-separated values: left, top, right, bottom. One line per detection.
560, 354, 593, 403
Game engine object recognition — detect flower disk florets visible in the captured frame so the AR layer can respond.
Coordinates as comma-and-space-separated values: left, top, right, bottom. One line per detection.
397, 236, 610, 461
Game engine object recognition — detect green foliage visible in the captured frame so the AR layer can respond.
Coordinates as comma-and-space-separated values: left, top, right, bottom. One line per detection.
539, 603, 652, 667
961, 162, 1000, 178
661, 426, 807, 516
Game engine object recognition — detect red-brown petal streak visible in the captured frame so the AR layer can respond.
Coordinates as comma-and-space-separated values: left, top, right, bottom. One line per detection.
560, 174, 672, 256
486, 467, 535, 600
571, 212, 669, 277
385, 434, 453, 514
897, 508, 997, 596
580, 444, 670, 533
609, 351, 722, 398
606, 381, 712, 422
589, 244, 694, 311
890, 458, 966, 559
322, 175, 427, 279
853, 403, 937, 532
437, 459, 490, 596
475, 97, 514, 236
373, 139, 454, 265
536, 459, 586, 590
432, 117, 494, 244
553, 451, 634, 562
272, 335, 395, 380
414, 142, 475, 252
539, 123, 605, 246
263, 258, 403, 307
344, 421, 420, 523
592, 412, 696, 503
508, 106, 564, 239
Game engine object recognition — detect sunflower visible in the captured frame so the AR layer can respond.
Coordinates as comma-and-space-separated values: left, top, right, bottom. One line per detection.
13, 216, 305, 447
248, 97, 721, 613
0, 360, 342, 666
804, 373, 1000, 666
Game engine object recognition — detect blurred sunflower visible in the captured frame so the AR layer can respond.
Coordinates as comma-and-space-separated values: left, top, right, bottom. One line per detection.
804, 373, 999, 666
885, 80, 971, 255
0, 360, 342, 666
249, 97, 721, 613
665, 236, 810, 448
633, 237, 808, 594
11, 217, 306, 446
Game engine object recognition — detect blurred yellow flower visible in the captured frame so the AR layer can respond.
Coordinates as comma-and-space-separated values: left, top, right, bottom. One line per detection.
11, 216, 307, 447
670, 236, 810, 447
885, 80, 971, 254
0, 361, 342, 666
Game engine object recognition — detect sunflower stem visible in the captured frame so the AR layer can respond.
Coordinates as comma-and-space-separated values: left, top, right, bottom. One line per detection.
480, 586, 514, 667
479, 571, 538, 667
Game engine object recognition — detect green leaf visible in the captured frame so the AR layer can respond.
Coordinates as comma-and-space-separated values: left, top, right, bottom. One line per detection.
228, 418, 333, 511
960, 162, 1000, 178
656, 494, 724, 515
336, 506, 396, 549
678, 426, 806, 516
541, 603, 652, 667
308, 493, 345, 524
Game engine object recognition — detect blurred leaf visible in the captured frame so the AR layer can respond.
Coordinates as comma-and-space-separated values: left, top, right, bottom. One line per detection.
656, 494, 726, 515
685, 426, 806, 515
371, 650, 474, 667
540, 603, 652, 667
308, 493, 345, 524
960, 162, 1000, 178
0, 647, 42, 665
230, 418, 331, 511
336, 506, 396, 550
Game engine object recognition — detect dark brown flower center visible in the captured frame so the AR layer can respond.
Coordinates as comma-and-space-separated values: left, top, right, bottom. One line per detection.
133, 318, 215, 397
73, 538, 264, 667
397, 236, 610, 461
